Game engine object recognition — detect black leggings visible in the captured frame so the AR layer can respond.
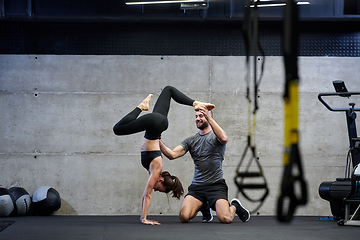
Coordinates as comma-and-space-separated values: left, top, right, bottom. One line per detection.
113, 86, 195, 140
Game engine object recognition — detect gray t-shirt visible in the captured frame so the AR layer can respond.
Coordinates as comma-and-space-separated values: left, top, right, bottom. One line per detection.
181, 131, 226, 186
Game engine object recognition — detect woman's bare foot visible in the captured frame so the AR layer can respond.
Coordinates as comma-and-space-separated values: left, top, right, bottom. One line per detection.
138, 94, 153, 111
193, 101, 215, 111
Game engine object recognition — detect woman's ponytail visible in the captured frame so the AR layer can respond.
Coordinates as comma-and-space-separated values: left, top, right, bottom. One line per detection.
161, 171, 184, 199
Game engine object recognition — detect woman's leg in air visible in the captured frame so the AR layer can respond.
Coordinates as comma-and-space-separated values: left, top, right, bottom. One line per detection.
152, 86, 195, 117
113, 87, 215, 136
113, 94, 154, 136
152, 86, 216, 116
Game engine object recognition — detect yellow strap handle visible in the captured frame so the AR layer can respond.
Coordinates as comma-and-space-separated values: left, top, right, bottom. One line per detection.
283, 80, 299, 165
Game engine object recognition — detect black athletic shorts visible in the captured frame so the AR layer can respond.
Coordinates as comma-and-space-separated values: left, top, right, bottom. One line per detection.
186, 179, 228, 211
141, 150, 162, 170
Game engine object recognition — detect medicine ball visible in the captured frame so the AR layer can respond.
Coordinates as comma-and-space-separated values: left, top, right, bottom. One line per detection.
32, 186, 61, 216
9, 187, 31, 216
0, 188, 15, 217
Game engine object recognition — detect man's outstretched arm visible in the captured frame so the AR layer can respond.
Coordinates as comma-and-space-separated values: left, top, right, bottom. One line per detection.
160, 140, 186, 160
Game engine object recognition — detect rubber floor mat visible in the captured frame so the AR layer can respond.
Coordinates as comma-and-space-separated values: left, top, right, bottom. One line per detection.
0, 221, 15, 232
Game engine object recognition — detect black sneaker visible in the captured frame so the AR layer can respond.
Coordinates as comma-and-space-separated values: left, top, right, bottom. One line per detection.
201, 201, 213, 223
231, 198, 250, 222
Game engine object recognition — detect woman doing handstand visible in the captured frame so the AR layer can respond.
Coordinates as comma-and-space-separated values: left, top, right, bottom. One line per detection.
113, 86, 214, 225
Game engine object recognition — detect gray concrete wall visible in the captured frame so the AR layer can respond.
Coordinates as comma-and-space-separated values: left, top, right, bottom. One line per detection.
1, 55, 359, 216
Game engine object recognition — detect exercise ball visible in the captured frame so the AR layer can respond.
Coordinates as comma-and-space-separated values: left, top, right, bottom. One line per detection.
0, 188, 15, 217
9, 187, 31, 216
32, 186, 61, 216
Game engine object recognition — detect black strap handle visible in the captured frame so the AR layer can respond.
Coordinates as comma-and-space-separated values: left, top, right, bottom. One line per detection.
277, 144, 307, 222
277, 0, 308, 223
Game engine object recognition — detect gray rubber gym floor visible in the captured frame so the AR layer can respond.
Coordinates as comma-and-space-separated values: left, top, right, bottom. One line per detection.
0, 215, 359, 240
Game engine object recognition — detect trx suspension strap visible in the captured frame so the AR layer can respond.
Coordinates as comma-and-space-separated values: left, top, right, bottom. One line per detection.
234, 0, 269, 214
276, 0, 308, 222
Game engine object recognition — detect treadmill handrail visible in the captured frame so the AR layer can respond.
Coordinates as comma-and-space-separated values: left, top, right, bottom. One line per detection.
318, 92, 360, 112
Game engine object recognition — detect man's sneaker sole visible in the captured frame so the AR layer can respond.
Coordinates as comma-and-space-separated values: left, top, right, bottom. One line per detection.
202, 210, 213, 223
202, 202, 213, 223
231, 198, 250, 222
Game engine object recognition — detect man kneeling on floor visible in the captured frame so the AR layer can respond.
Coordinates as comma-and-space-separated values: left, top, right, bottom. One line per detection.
160, 103, 250, 223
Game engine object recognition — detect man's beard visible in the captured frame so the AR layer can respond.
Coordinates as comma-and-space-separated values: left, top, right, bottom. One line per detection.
197, 121, 208, 130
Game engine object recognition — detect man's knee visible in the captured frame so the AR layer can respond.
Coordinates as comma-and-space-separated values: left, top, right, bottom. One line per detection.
215, 199, 234, 224
179, 214, 190, 223
179, 195, 203, 223
179, 210, 191, 223
217, 214, 232, 224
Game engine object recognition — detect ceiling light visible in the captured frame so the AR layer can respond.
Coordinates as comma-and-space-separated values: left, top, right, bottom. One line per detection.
125, 0, 206, 5
250, 0, 310, 7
